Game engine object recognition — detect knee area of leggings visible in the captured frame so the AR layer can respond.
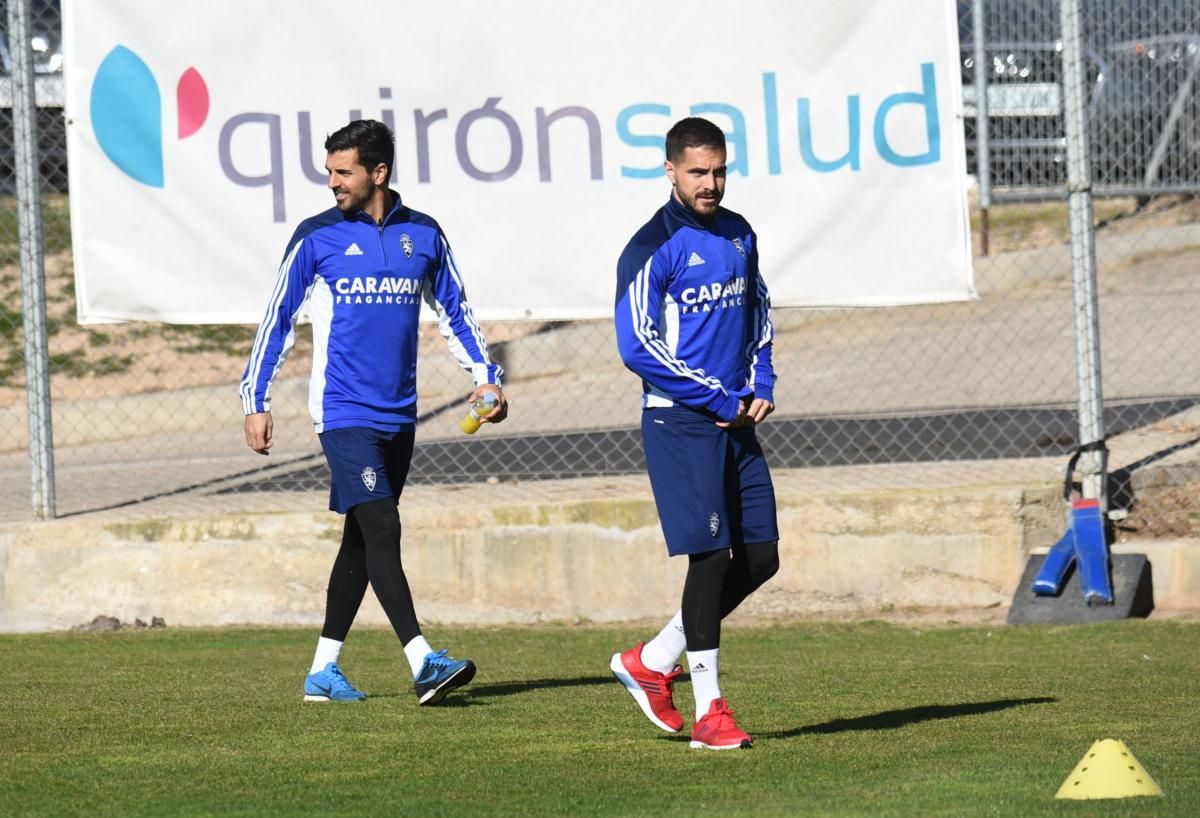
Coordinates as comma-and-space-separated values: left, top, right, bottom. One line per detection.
350, 498, 401, 541
747, 540, 780, 582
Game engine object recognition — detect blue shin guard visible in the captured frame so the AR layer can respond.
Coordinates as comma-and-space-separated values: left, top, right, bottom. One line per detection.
1032, 530, 1076, 595
1071, 499, 1114, 605
1031, 498, 1113, 604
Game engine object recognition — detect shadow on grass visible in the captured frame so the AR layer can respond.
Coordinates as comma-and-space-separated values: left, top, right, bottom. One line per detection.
465, 675, 615, 700
761, 696, 1057, 740
401, 675, 614, 708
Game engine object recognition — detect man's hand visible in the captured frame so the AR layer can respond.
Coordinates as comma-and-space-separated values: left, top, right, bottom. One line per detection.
745, 397, 775, 424
716, 397, 774, 428
244, 411, 274, 455
471, 384, 509, 425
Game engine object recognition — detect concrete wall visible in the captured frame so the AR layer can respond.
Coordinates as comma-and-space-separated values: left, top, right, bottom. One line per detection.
3, 477, 1195, 632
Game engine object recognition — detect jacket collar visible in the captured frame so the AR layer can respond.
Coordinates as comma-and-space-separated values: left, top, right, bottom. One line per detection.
345, 189, 405, 225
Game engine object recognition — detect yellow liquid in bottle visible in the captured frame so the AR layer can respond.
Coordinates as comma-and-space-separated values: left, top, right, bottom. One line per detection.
460, 395, 496, 434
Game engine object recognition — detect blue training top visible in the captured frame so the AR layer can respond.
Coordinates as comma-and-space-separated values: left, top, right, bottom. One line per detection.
239, 191, 501, 433
614, 196, 775, 423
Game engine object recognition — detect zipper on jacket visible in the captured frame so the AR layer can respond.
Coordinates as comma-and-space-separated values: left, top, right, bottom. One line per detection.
377, 218, 388, 264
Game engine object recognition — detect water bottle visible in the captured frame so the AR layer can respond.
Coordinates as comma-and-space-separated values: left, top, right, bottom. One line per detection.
460, 391, 498, 434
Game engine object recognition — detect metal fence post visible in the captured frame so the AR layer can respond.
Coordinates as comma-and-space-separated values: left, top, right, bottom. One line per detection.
8, 0, 57, 519
1060, 0, 1105, 504
972, 0, 991, 256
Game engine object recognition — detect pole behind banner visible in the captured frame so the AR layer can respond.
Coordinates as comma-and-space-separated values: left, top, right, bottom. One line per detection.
1060, 0, 1105, 504
8, 0, 57, 519
972, 0, 991, 256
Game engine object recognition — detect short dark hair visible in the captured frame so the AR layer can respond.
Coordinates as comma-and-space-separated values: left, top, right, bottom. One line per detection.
325, 119, 395, 183
665, 117, 726, 163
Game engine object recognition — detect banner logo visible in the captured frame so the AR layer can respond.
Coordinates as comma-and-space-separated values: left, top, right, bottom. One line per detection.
90, 45, 209, 187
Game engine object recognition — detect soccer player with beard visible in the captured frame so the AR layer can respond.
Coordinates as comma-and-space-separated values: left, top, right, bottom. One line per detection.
611, 117, 780, 750
240, 119, 507, 705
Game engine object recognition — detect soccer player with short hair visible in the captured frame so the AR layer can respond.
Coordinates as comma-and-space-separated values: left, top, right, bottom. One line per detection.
240, 119, 507, 705
611, 117, 780, 750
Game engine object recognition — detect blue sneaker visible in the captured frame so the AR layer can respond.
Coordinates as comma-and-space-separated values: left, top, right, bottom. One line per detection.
414, 649, 476, 705
303, 662, 366, 702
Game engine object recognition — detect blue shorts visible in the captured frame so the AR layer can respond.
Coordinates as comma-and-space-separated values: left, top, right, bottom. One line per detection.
319, 426, 415, 514
641, 406, 778, 556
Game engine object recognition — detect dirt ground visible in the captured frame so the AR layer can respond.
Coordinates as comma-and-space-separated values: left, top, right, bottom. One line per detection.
4, 195, 1200, 409
0, 249, 561, 408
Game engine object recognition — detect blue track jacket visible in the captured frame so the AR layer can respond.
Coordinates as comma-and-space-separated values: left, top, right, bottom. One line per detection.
240, 192, 501, 432
615, 196, 775, 423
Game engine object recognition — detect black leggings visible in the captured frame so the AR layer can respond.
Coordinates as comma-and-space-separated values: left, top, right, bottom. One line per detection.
320, 497, 421, 645
681, 540, 780, 652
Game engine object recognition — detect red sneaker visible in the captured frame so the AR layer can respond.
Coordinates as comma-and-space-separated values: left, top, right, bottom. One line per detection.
690, 698, 753, 750
609, 642, 684, 733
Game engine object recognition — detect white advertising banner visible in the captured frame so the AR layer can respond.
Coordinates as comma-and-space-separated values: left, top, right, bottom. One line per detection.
64, 0, 973, 323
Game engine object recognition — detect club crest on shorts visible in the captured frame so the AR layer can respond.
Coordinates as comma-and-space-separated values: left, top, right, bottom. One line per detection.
708, 512, 720, 537
731, 237, 746, 258
360, 466, 377, 492
399, 233, 414, 259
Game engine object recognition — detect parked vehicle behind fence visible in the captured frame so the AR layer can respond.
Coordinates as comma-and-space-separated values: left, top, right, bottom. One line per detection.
960, 0, 1200, 196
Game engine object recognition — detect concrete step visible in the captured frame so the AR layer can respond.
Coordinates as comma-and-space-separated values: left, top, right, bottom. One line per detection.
2, 459, 1195, 632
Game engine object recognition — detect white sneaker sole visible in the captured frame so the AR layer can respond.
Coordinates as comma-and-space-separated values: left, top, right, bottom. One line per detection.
609, 652, 681, 734
689, 739, 753, 750
417, 661, 476, 706
303, 694, 331, 702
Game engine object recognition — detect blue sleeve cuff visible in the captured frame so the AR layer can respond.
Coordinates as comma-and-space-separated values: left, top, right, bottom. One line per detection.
708, 386, 753, 422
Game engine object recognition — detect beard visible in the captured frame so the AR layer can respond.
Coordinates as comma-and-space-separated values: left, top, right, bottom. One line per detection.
334, 184, 374, 213
677, 186, 722, 218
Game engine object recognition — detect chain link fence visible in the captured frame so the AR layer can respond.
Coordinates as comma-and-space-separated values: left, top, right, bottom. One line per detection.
2, 0, 1198, 541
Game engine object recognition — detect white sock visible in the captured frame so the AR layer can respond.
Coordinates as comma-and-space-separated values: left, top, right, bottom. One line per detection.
688, 649, 721, 720
310, 636, 343, 674
640, 610, 686, 674
403, 634, 435, 677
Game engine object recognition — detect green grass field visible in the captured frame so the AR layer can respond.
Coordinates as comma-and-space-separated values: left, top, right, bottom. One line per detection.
3, 621, 1198, 817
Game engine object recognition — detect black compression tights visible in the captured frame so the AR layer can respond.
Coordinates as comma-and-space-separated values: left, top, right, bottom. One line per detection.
320, 497, 421, 645
682, 541, 780, 652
